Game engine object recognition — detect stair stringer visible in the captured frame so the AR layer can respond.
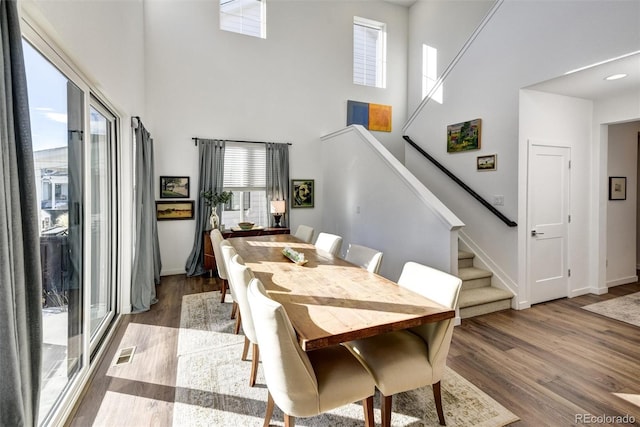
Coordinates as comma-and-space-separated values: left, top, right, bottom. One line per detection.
458, 229, 520, 310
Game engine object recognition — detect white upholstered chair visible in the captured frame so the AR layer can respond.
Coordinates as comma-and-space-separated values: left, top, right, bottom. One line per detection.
220, 244, 244, 334
210, 229, 232, 304
293, 224, 314, 243
247, 278, 375, 427
343, 262, 462, 426
314, 232, 342, 256
344, 243, 383, 274
225, 251, 261, 386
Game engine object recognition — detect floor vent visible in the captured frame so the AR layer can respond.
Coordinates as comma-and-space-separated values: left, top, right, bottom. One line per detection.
114, 346, 136, 366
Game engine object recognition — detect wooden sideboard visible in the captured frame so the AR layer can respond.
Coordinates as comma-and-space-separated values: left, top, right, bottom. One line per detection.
203, 227, 290, 275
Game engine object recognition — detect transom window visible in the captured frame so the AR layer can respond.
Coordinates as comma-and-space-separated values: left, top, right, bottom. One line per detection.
220, 0, 266, 39
353, 16, 386, 88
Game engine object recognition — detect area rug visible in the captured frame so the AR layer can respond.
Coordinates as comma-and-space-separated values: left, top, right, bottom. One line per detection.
582, 292, 640, 327
173, 291, 519, 427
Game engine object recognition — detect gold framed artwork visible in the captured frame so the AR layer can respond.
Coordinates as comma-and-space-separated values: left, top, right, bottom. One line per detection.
477, 154, 497, 171
156, 201, 195, 220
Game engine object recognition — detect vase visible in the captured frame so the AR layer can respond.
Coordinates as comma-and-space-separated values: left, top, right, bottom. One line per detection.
210, 210, 219, 229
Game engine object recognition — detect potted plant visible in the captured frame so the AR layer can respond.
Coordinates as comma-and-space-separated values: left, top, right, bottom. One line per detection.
201, 190, 232, 229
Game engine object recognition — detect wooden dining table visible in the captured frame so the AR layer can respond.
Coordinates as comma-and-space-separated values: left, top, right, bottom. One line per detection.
228, 233, 455, 351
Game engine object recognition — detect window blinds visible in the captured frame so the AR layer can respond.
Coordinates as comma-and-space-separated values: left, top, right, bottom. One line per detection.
223, 142, 266, 189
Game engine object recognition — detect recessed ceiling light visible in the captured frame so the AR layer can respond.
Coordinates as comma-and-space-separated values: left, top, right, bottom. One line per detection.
605, 73, 628, 81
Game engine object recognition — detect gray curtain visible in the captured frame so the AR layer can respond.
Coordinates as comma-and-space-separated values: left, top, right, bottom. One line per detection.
185, 139, 225, 276
0, 1, 43, 425
266, 143, 290, 228
131, 118, 162, 313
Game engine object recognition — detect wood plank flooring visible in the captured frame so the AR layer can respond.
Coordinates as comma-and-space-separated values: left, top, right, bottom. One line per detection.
67, 276, 640, 426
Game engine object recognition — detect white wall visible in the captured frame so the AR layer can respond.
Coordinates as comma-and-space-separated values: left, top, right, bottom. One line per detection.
321, 126, 463, 280
406, 0, 495, 114
607, 122, 640, 287
404, 0, 640, 297
144, 0, 410, 275
518, 90, 593, 306
20, 0, 146, 313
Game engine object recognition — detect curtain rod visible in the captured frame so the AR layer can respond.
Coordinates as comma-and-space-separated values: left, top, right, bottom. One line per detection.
192, 137, 292, 147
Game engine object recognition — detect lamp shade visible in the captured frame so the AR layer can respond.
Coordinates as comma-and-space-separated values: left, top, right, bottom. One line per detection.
270, 200, 286, 214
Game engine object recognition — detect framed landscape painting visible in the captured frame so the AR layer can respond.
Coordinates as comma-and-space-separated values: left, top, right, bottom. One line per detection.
447, 118, 482, 153
160, 176, 190, 198
477, 154, 497, 171
156, 201, 194, 220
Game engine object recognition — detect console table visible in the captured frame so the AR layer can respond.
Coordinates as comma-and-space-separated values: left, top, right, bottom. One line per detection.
203, 227, 290, 274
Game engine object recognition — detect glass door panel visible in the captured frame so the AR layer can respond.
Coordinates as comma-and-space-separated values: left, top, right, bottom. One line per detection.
23, 40, 85, 423
89, 104, 116, 343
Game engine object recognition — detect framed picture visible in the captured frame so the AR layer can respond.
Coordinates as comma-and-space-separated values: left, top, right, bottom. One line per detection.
156, 201, 195, 220
160, 176, 190, 198
477, 154, 497, 171
291, 179, 314, 208
447, 118, 482, 153
609, 177, 627, 200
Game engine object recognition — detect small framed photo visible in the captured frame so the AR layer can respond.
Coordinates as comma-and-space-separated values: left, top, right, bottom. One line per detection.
609, 176, 627, 200
291, 179, 314, 208
477, 154, 497, 171
160, 176, 190, 198
156, 201, 194, 220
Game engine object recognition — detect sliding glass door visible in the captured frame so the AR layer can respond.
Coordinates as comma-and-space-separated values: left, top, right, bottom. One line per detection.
89, 102, 117, 346
23, 37, 119, 425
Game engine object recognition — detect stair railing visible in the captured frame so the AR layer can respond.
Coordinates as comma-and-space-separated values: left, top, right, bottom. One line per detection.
404, 135, 517, 227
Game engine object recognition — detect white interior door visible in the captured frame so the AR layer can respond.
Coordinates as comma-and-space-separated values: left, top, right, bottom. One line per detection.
527, 143, 571, 304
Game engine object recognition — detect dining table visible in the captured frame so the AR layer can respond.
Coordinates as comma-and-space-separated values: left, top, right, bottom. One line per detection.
228, 233, 455, 351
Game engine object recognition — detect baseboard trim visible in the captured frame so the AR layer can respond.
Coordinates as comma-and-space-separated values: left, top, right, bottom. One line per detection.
607, 275, 638, 288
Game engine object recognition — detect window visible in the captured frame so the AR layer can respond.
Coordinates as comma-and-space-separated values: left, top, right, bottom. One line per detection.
353, 16, 386, 88
23, 32, 119, 425
220, 0, 266, 39
221, 142, 268, 227
422, 44, 443, 103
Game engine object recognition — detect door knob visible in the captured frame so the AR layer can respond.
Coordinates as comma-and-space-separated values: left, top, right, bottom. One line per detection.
531, 230, 545, 236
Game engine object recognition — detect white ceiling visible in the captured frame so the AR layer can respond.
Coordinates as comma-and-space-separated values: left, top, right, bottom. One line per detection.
526, 52, 640, 101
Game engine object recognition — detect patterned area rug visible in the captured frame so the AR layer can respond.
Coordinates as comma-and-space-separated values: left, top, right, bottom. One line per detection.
174, 292, 519, 427
582, 292, 640, 327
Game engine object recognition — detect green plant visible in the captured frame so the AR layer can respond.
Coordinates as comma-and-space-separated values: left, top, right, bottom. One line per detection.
201, 190, 232, 207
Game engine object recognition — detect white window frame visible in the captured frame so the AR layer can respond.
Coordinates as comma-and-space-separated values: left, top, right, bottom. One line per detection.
220, 0, 266, 39
353, 16, 387, 88
422, 44, 443, 103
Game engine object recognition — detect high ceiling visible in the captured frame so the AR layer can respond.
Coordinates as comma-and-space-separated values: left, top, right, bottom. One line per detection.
526, 52, 640, 101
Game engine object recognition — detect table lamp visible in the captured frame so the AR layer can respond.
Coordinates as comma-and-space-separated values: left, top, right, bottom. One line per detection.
270, 200, 286, 228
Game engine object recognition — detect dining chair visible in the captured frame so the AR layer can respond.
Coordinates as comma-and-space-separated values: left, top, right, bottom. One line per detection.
344, 243, 383, 274
224, 251, 262, 386
314, 232, 342, 256
343, 262, 462, 427
210, 229, 233, 305
293, 224, 315, 243
247, 278, 376, 427
220, 244, 244, 334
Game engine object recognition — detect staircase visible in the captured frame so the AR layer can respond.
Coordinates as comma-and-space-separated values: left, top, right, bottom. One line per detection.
457, 250, 513, 319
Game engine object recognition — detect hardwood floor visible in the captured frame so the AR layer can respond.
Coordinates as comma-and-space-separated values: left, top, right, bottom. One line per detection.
67, 277, 640, 426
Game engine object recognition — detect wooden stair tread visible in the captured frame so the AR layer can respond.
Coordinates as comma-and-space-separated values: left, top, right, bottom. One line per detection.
458, 250, 474, 260
459, 287, 513, 308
